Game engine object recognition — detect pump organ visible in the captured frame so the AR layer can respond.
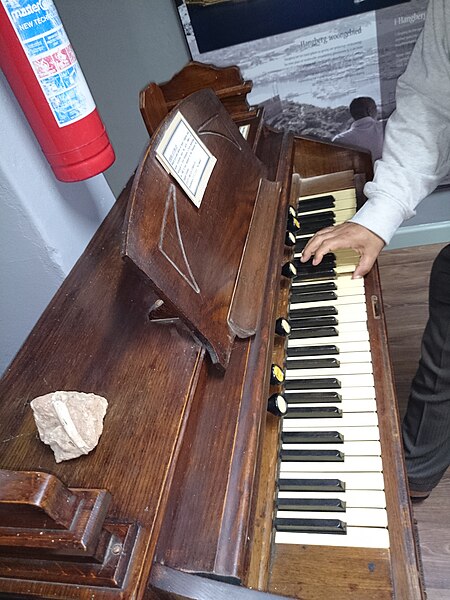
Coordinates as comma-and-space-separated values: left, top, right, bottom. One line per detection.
0, 64, 423, 600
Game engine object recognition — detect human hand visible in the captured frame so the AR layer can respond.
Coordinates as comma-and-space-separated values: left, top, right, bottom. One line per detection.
300, 222, 385, 279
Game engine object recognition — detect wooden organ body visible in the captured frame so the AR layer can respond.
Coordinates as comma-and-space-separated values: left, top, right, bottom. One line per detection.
0, 72, 423, 599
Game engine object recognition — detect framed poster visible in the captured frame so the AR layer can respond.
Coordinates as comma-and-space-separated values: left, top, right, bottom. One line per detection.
176, 0, 429, 150
177, 0, 410, 55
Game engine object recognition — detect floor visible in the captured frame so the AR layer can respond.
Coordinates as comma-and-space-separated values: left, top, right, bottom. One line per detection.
378, 243, 450, 600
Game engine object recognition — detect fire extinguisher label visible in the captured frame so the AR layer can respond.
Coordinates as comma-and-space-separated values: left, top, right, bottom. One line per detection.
2, 0, 96, 127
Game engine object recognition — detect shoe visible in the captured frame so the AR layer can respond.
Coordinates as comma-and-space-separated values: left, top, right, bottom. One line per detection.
409, 489, 431, 502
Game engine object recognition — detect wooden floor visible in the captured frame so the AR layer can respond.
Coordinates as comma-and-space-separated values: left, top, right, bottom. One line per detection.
378, 243, 450, 600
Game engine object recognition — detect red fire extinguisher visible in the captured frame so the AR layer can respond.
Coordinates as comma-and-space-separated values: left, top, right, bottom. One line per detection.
0, 0, 115, 182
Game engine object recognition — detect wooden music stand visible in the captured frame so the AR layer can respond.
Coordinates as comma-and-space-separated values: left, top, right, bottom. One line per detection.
140, 61, 258, 137
125, 88, 281, 369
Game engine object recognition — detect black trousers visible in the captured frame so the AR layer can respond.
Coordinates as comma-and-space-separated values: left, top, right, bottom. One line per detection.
403, 243, 450, 492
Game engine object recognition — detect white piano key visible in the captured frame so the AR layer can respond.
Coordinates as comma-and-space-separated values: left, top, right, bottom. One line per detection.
298, 189, 356, 202
297, 199, 357, 216
289, 310, 368, 325
281, 440, 382, 455
286, 362, 373, 377
335, 263, 358, 275
334, 249, 360, 261
292, 275, 364, 291
279, 455, 383, 473
282, 412, 378, 429
286, 399, 377, 412
326, 286, 364, 298
287, 342, 372, 355
290, 306, 367, 323
335, 208, 357, 224
288, 330, 370, 346
275, 527, 390, 548
298, 209, 357, 224
279, 471, 385, 490
297, 204, 356, 218
292, 280, 363, 297
291, 295, 366, 309
283, 425, 380, 441
276, 508, 388, 528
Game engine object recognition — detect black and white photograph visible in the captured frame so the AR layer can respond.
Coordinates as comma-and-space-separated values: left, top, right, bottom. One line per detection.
178, 0, 428, 159
176, 0, 410, 53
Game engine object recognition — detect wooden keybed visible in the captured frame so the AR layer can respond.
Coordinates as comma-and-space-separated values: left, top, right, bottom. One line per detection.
0, 77, 423, 599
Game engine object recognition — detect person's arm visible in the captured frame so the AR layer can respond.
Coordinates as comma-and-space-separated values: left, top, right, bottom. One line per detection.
302, 0, 450, 277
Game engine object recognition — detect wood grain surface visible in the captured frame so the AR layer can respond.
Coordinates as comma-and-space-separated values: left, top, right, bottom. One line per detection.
379, 242, 450, 600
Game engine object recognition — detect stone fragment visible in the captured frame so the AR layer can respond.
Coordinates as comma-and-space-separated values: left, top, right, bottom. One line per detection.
30, 391, 108, 463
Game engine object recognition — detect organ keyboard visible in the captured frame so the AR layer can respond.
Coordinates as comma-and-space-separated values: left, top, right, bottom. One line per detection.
276, 184, 388, 551
0, 82, 423, 599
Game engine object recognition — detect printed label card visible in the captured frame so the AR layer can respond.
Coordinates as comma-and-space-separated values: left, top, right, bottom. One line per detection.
156, 111, 216, 208
239, 124, 250, 140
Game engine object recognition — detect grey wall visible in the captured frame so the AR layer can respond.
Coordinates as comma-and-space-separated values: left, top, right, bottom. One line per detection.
1, 1, 189, 375
54, 0, 190, 196
0, 73, 115, 376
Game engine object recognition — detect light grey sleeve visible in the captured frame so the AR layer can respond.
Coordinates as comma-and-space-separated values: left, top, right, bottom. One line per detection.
350, 0, 450, 244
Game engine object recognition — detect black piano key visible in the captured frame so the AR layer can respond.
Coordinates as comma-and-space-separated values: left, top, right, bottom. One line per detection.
297, 195, 335, 213
276, 497, 346, 512
294, 261, 336, 272
284, 406, 343, 419
294, 259, 336, 274
295, 259, 337, 273
299, 217, 336, 228
289, 306, 338, 319
284, 377, 341, 390
294, 237, 312, 253
278, 478, 345, 492
287, 344, 339, 357
298, 210, 335, 224
297, 219, 335, 235
282, 431, 344, 444
280, 448, 344, 462
289, 316, 338, 328
290, 291, 337, 304
290, 281, 337, 294
284, 391, 342, 403
294, 268, 336, 282
275, 517, 347, 535
288, 326, 338, 340
286, 358, 340, 370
